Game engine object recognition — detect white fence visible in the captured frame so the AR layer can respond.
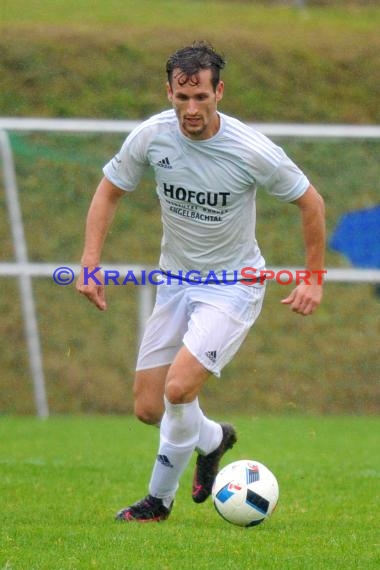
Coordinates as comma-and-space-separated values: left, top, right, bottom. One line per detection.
1, 118, 380, 417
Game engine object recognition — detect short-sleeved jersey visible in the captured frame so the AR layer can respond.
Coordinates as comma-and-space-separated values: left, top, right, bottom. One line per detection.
103, 109, 309, 279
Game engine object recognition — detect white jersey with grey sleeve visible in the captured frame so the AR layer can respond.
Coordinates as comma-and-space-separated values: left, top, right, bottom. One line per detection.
103, 109, 310, 279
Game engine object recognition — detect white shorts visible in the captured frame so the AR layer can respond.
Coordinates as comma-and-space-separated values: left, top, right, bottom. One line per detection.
136, 279, 266, 377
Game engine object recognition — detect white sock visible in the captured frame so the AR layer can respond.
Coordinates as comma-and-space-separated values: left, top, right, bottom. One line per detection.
149, 397, 202, 504
196, 407, 223, 456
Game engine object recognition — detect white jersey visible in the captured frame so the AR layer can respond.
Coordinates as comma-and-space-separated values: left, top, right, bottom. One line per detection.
103, 109, 309, 279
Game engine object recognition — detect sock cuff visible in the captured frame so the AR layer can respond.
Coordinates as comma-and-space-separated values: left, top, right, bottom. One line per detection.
164, 395, 200, 414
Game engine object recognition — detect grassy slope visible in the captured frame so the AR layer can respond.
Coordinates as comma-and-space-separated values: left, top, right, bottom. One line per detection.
0, 1, 379, 414
1, 2, 380, 122
1, 416, 379, 569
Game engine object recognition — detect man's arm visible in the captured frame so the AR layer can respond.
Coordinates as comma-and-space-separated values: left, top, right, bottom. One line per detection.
76, 177, 125, 310
281, 184, 326, 316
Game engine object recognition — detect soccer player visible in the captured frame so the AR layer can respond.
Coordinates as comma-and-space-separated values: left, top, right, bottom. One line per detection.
76, 41, 325, 522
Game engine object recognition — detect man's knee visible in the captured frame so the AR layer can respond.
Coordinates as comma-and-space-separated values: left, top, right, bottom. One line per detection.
165, 378, 188, 404
134, 400, 162, 425
164, 349, 210, 404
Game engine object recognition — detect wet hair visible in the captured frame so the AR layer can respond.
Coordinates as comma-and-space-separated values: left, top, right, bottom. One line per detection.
166, 41, 226, 91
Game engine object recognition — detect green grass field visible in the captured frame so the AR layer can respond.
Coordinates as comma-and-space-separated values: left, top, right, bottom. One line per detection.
1, 415, 379, 569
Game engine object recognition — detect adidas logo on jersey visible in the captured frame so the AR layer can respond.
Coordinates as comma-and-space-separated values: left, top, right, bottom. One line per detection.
205, 350, 217, 363
157, 157, 173, 169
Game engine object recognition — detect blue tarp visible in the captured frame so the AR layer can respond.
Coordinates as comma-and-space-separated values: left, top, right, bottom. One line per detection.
329, 205, 380, 268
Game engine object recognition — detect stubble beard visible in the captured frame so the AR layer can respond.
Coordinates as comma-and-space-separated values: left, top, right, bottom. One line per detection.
181, 118, 207, 140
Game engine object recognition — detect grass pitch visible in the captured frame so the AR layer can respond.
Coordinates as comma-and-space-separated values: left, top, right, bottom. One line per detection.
1, 415, 378, 569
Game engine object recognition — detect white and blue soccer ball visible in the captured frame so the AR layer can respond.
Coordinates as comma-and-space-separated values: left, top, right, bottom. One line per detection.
211, 459, 279, 527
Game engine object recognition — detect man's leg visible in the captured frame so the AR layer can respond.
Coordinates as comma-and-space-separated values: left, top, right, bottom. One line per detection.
133, 365, 169, 425
116, 347, 214, 522
161, 346, 236, 504
147, 347, 210, 501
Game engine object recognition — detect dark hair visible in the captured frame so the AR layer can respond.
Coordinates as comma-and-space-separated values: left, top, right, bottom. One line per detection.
166, 41, 226, 91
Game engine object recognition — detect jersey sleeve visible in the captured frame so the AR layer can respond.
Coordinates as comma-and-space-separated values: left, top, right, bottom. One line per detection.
263, 153, 310, 202
243, 128, 310, 202
103, 127, 149, 192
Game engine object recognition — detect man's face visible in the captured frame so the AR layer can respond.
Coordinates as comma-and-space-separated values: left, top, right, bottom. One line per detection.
167, 68, 224, 140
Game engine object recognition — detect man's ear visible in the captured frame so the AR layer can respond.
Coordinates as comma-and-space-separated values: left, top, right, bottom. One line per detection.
166, 82, 173, 102
216, 80, 224, 103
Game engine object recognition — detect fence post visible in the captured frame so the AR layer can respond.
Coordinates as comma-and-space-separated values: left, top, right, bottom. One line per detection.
0, 130, 49, 418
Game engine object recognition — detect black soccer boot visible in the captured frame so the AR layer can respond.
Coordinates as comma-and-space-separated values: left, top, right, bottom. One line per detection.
192, 423, 237, 503
115, 494, 173, 522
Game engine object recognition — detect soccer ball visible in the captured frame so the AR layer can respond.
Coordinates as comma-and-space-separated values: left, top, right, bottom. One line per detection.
211, 460, 279, 527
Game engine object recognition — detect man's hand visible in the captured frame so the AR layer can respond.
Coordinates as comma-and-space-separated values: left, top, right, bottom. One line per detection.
281, 280, 323, 316
76, 266, 107, 311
